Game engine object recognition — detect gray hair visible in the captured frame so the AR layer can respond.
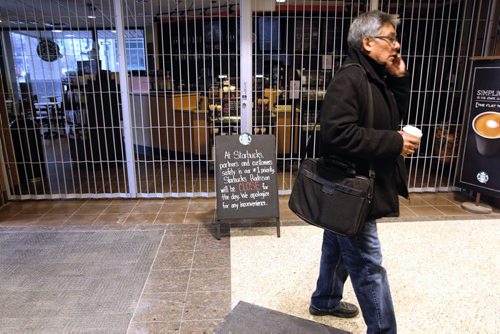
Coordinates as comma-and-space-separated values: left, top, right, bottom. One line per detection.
347, 10, 400, 49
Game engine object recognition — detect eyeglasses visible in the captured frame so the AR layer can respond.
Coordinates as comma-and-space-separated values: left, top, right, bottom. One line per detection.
373, 35, 399, 46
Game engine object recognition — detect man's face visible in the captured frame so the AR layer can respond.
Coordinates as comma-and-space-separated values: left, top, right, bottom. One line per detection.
364, 22, 400, 66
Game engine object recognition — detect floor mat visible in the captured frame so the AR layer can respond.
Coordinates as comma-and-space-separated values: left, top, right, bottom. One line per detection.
215, 301, 349, 333
0, 229, 163, 333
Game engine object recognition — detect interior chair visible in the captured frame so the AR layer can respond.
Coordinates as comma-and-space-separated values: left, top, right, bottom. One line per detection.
30, 95, 49, 127
44, 96, 66, 139
20, 97, 34, 118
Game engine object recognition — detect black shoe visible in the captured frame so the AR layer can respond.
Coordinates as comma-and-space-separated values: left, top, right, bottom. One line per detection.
309, 302, 359, 318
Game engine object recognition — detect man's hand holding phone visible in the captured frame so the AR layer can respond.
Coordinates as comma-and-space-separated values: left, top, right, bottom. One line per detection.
386, 53, 406, 77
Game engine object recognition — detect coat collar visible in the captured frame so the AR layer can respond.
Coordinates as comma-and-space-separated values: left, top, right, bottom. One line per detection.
346, 48, 386, 85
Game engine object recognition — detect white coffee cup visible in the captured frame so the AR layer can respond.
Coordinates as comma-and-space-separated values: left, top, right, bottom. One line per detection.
402, 125, 423, 139
472, 111, 500, 156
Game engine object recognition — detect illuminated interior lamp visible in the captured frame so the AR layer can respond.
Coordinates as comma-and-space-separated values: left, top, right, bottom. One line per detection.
87, 3, 97, 19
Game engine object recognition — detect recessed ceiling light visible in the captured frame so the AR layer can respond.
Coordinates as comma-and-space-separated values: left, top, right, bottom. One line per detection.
86, 3, 97, 19
276, 0, 286, 2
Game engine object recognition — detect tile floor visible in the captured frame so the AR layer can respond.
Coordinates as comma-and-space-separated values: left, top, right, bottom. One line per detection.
0, 192, 499, 333
1, 192, 499, 228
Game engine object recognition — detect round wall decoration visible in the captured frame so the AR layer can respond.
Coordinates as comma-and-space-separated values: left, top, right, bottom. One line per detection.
36, 39, 61, 62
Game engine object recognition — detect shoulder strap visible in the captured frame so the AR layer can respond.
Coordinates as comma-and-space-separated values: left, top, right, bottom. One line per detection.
302, 63, 375, 178
303, 63, 374, 158
344, 63, 373, 129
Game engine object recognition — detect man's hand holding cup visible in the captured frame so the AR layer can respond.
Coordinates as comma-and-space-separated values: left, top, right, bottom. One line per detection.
399, 125, 422, 157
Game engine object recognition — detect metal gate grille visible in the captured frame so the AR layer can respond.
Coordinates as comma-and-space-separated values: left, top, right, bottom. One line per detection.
266, 0, 498, 193
132, 0, 242, 197
390, 0, 498, 191
0, 1, 130, 199
0, 0, 498, 200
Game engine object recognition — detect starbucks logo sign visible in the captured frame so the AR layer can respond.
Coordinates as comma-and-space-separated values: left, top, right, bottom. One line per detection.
37, 39, 61, 62
476, 171, 489, 184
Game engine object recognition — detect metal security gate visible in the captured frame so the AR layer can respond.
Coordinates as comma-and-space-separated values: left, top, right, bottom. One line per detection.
0, 0, 133, 199
0, 0, 498, 200
269, 0, 499, 193
132, 0, 243, 197
390, 0, 499, 192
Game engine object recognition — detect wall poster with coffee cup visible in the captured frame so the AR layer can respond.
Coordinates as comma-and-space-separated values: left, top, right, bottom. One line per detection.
458, 58, 500, 197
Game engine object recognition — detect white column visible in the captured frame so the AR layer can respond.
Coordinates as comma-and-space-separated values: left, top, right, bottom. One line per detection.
1, 32, 16, 199
370, 0, 379, 11
113, 0, 137, 196
239, 0, 253, 134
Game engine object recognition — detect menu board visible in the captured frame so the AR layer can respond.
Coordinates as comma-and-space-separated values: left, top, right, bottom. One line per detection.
458, 58, 500, 196
215, 134, 279, 220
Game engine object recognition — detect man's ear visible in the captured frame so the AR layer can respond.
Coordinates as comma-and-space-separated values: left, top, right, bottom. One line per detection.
362, 37, 373, 52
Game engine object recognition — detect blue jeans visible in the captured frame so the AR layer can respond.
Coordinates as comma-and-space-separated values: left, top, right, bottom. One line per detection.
310, 221, 397, 333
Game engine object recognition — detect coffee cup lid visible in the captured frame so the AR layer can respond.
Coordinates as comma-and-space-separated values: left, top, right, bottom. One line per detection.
403, 125, 422, 138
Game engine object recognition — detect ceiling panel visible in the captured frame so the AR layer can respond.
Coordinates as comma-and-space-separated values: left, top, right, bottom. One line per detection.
0, 0, 453, 30
0, 0, 243, 29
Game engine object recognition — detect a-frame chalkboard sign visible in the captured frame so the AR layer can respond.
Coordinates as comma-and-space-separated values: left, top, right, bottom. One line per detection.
214, 134, 280, 239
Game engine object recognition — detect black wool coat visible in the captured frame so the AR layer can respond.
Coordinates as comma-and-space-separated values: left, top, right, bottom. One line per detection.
320, 48, 411, 219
